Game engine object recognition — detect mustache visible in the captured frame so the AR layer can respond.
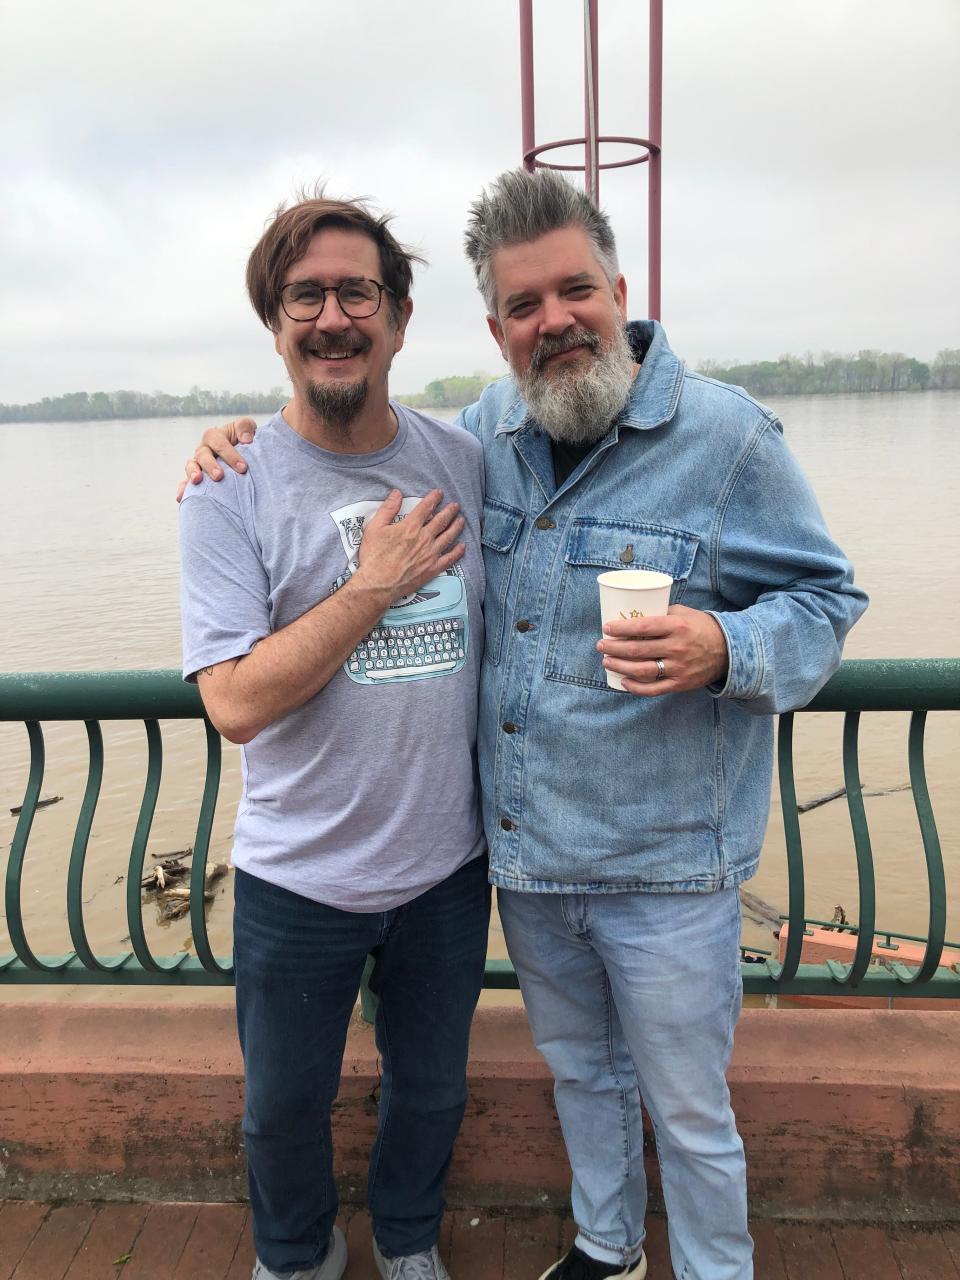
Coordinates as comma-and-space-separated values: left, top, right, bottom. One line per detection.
300, 333, 371, 357
530, 327, 602, 372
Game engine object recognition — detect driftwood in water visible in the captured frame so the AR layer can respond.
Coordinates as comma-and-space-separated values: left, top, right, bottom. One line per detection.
797, 782, 912, 814
163, 885, 216, 903
159, 898, 192, 921
141, 860, 190, 891
143, 857, 229, 919
9, 793, 63, 815
161, 864, 229, 898
157, 865, 226, 920
797, 786, 846, 814
739, 888, 784, 936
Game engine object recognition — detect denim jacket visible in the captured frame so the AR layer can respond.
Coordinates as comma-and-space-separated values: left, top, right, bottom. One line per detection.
457, 321, 867, 894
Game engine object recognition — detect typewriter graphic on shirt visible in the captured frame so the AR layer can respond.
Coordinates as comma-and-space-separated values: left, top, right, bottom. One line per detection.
329, 497, 469, 686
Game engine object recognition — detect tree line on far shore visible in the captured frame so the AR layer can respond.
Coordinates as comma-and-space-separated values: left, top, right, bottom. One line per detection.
698, 349, 960, 396
1, 349, 958, 423
0, 385, 288, 424
396, 373, 493, 409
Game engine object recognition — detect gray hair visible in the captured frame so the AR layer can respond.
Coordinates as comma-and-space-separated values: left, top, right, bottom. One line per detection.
463, 168, 620, 315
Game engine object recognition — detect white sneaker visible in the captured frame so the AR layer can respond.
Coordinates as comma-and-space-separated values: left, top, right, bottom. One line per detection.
252, 1224, 347, 1280
373, 1236, 452, 1280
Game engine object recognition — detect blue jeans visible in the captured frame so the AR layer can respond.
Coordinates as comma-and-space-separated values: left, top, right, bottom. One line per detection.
233, 856, 491, 1275
498, 886, 752, 1280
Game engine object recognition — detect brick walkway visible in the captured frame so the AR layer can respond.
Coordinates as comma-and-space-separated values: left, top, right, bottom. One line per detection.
2, 1202, 960, 1279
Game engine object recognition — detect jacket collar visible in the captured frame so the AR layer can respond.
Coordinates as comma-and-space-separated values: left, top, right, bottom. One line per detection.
493, 320, 685, 438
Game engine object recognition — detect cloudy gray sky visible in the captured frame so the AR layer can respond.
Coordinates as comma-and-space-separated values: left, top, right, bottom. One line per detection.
1, 0, 957, 404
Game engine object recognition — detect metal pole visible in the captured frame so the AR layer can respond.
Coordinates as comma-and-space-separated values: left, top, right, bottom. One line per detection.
520, 0, 536, 171
518, 0, 663, 318
583, 0, 600, 202
648, 0, 663, 319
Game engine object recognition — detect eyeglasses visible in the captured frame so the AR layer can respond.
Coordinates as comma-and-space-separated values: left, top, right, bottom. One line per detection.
279, 277, 394, 322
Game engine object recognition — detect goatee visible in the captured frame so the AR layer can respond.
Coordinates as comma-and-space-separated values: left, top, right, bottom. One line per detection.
306, 378, 370, 436
514, 323, 637, 446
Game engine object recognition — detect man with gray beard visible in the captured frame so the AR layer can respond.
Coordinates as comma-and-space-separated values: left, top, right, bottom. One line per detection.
456, 169, 865, 1280
182, 169, 866, 1280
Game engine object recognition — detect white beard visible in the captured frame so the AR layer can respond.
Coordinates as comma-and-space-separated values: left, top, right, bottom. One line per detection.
514, 323, 637, 445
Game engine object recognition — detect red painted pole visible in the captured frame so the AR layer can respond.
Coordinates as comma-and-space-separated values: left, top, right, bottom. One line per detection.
648, 0, 663, 320
583, 0, 600, 202
517, 0, 663, 319
520, 0, 536, 171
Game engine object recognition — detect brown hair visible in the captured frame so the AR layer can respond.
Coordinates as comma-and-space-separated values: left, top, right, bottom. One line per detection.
246, 187, 425, 331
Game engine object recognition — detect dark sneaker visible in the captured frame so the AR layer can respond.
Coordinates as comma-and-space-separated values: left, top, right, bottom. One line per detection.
252, 1224, 348, 1280
537, 1244, 647, 1280
373, 1238, 452, 1280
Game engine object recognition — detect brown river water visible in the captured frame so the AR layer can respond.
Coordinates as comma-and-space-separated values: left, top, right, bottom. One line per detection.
1, 392, 958, 1003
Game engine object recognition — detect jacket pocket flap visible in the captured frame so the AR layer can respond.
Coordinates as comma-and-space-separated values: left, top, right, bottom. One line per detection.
480, 500, 525, 553
565, 520, 700, 578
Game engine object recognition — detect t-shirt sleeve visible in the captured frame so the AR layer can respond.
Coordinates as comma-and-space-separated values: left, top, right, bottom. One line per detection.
178, 489, 271, 682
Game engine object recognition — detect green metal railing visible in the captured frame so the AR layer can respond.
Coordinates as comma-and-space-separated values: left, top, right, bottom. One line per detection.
757, 657, 959, 998
1, 672, 228, 985
1, 660, 958, 997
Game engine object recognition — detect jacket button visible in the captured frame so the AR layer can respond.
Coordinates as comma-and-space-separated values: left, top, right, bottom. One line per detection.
502, 721, 518, 734
516, 620, 534, 633
500, 817, 515, 831
620, 544, 635, 563
535, 516, 556, 530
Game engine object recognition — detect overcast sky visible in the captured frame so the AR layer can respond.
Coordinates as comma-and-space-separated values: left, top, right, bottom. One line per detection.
1, 0, 957, 404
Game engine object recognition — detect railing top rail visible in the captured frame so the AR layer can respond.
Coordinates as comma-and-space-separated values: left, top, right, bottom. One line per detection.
0, 670, 202, 721
804, 658, 960, 712
2, 659, 958, 722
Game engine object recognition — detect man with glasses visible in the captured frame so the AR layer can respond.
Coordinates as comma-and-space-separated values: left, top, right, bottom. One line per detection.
178, 194, 489, 1280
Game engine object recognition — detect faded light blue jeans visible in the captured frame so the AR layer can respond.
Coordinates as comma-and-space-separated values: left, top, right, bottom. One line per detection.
498, 886, 753, 1280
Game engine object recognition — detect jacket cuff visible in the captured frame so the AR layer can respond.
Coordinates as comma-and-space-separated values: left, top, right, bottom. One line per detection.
705, 610, 765, 702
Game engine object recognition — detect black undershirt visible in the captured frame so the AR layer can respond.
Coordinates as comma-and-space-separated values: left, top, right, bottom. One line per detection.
551, 438, 598, 487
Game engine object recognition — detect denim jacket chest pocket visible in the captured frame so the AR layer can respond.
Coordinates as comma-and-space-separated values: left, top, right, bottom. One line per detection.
480, 498, 526, 665
544, 519, 701, 688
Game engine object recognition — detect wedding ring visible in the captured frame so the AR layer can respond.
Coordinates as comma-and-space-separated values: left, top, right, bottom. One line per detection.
655, 658, 666, 681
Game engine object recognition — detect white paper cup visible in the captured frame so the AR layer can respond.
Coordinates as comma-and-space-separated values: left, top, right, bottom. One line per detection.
597, 569, 673, 690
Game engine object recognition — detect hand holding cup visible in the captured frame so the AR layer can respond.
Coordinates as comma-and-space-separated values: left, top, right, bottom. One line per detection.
597, 572, 729, 696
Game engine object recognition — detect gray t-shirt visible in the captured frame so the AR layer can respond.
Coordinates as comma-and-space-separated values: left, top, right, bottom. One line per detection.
179, 405, 486, 912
